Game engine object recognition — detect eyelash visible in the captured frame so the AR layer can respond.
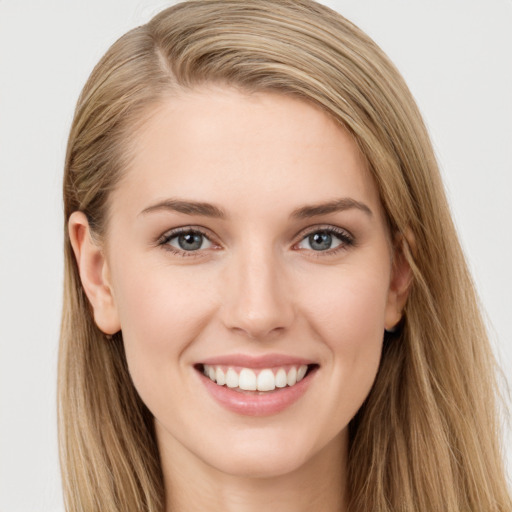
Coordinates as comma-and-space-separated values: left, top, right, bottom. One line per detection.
157, 225, 355, 258
293, 225, 355, 257
157, 226, 218, 258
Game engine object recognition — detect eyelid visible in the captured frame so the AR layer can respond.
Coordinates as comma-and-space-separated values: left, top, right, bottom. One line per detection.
292, 224, 355, 251
157, 225, 212, 243
155, 224, 354, 257
157, 225, 221, 256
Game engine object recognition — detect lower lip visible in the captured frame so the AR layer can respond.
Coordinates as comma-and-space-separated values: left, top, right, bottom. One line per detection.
198, 368, 316, 417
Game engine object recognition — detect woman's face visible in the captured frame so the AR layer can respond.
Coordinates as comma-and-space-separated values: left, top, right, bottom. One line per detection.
80, 86, 407, 478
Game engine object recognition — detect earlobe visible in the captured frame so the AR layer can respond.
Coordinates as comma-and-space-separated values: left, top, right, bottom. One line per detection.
384, 231, 414, 332
68, 212, 121, 335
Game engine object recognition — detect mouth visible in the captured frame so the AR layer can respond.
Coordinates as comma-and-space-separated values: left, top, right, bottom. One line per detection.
194, 354, 319, 415
195, 363, 319, 394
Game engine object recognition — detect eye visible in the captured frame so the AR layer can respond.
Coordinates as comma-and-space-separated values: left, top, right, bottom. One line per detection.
296, 228, 353, 252
161, 229, 214, 253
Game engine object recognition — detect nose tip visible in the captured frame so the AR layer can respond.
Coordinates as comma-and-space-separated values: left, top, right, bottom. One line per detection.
229, 309, 287, 340
220, 253, 294, 340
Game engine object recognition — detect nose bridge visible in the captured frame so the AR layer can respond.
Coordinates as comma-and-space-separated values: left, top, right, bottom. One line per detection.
222, 240, 293, 339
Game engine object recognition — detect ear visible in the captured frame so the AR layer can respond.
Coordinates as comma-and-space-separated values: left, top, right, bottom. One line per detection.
384, 231, 414, 331
68, 211, 121, 335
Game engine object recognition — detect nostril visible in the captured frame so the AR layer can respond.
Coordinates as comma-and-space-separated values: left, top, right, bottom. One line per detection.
229, 324, 289, 342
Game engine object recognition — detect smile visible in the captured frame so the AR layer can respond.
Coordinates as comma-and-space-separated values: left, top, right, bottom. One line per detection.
202, 364, 309, 392
196, 357, 318, 416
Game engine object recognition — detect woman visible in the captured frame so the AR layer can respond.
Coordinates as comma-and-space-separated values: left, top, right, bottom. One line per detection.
59, 0, 511, 510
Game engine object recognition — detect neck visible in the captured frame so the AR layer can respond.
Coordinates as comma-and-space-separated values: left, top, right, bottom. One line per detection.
159, 430, 348, 512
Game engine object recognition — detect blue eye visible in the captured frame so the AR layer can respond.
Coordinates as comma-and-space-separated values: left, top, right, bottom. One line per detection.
296, 228, 352, 252
165, 230, 213, 252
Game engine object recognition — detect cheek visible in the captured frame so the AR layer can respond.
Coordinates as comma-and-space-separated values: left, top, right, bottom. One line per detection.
302, 260, 390, 343
110, 259, 217, 385
299, 262, 389, 410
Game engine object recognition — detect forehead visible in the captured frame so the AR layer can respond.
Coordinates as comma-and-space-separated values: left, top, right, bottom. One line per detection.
110, 86, 382, 220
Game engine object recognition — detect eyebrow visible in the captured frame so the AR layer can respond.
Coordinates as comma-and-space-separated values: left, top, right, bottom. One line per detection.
139, 197, 372, 220
140, 199, 226, 218
291, 198, 373, 219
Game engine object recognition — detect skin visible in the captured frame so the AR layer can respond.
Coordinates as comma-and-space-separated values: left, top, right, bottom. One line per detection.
70, 86, 411, 512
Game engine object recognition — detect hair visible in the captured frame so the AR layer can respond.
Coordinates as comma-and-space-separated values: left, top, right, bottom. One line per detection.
59, 1, 511, 510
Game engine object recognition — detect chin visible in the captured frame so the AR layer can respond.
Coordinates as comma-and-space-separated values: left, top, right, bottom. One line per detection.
207, 447, 311, 479
198, 425, 342, 480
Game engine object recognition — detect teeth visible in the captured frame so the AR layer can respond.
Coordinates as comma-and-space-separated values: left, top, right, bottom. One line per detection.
297, 365, 307, 382
275, 368, 287, 388
257, 369, 276, 391
225, 368, 239, 388
287, 366, 297, 386
239, 368, 257, 391
216, 367, 226, 386
203, 364, 309, 391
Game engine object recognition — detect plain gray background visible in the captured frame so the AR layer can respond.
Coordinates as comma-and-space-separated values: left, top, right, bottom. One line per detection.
1, 1, 511, 510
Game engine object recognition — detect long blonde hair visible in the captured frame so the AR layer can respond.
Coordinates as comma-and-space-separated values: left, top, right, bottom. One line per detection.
59, 1, 511, 510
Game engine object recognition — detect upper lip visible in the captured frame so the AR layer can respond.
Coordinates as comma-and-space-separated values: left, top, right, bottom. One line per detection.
198, 353, 316, 369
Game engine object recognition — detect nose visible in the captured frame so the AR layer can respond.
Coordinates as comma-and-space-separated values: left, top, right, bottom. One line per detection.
220, 246, 295, 340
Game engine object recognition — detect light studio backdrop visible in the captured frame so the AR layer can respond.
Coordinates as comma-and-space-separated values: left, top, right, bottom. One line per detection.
0, 1, 511, 510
